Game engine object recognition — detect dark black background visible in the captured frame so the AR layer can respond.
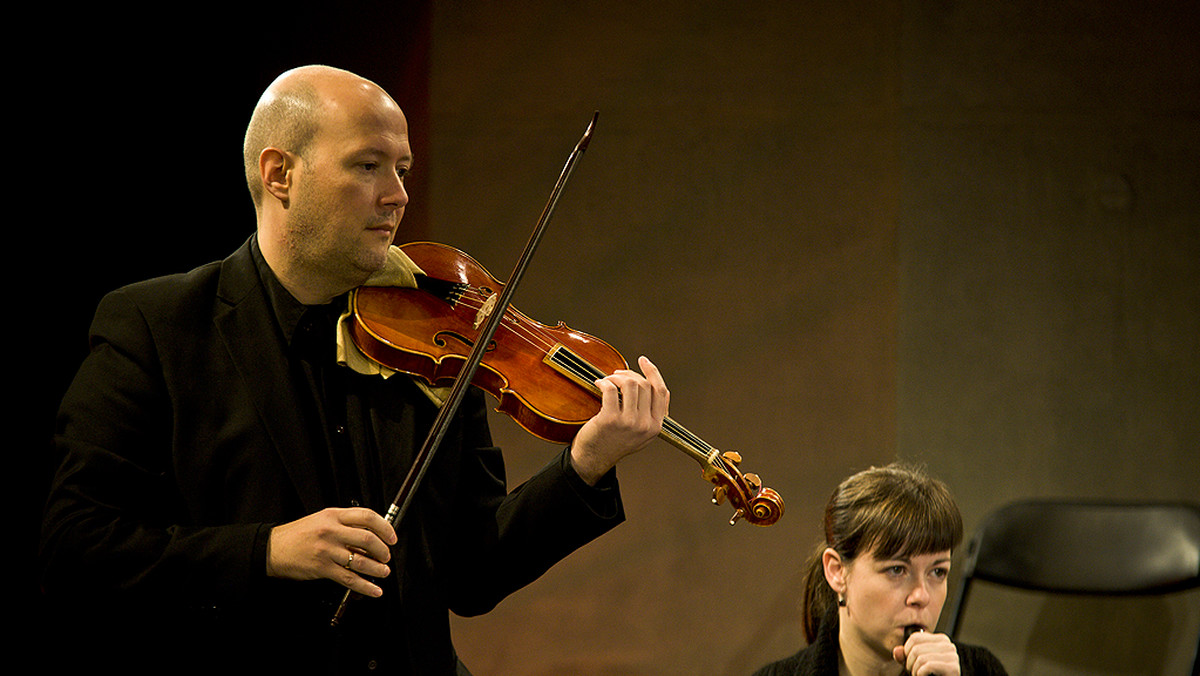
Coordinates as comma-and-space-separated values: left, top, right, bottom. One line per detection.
25, 3, 433, 648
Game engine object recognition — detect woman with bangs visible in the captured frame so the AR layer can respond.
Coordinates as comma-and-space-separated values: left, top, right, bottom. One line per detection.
753, 463, 1007, 676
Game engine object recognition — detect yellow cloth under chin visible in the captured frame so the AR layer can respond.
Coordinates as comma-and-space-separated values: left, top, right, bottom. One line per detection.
335, 245, 450, 406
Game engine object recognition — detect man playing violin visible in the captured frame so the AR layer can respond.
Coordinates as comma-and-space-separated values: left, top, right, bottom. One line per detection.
40, 65, 669, 675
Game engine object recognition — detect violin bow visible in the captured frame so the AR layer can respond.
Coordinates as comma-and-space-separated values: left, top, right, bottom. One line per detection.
332, 112, 599, 626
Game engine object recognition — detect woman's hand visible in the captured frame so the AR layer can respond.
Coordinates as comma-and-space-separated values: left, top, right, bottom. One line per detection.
894, 630, 961, 676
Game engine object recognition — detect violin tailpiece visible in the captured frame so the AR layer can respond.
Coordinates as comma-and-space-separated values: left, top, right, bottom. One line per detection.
415, 274, 467, 305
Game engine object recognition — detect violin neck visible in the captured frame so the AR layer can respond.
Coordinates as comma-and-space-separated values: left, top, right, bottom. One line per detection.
660, 417, 726, 467
544, 345, 720, 467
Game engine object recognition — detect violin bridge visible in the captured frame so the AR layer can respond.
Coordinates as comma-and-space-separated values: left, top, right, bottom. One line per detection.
473, 292, 498, 329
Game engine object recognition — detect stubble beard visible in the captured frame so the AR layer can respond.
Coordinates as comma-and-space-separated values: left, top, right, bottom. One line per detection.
284, 206, 390, 299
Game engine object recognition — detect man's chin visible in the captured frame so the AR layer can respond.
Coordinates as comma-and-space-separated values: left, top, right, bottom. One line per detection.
351, 249, 393, 284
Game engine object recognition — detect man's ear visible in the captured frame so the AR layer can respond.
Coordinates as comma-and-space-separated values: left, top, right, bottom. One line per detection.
259, 147, 296, 205
822, 547, 846, 596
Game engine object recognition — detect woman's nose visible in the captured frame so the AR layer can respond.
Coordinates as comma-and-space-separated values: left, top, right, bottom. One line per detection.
907, 581, 931, 607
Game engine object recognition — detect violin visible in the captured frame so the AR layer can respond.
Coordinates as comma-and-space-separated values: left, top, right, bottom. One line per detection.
348, 241, 784, 527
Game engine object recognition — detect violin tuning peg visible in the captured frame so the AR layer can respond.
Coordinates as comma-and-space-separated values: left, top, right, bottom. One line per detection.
722, 451, 743, 466
744, 472, 763, 491
729, 509, 744, 526
711, 486, 727, 506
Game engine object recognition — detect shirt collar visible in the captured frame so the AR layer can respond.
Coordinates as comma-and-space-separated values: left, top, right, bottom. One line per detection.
250, 234, 345, 348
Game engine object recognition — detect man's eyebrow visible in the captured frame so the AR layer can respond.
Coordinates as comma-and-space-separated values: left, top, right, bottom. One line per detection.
348, 148, 415, 167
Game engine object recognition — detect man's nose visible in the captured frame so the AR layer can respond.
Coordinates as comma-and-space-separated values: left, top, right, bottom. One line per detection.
382, 172, 409, 210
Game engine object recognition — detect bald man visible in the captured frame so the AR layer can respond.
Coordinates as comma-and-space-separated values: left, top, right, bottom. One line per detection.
41, 65, 668, 675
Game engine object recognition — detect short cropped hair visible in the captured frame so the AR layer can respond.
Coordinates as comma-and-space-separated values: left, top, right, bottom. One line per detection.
242, 82, 321, 210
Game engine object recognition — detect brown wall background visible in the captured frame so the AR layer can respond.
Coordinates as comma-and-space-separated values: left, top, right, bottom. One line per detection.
429, 3, 902, 674
419, 2, 1199, 675
32, 1, 1197, 674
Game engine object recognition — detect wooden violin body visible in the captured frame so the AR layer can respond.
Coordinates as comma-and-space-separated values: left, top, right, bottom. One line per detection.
349, 242, 784, 526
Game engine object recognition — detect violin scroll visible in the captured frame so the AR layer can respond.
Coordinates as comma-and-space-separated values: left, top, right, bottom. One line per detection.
704, 450, 785, 526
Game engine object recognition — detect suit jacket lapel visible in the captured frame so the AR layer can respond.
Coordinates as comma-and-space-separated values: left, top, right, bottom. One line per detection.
213, 239, 328, 514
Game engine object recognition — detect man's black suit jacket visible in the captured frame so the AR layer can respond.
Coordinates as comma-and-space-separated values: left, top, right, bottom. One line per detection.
40, 237, 624, 674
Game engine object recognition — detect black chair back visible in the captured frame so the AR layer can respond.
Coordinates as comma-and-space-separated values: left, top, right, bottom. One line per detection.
943, 499, 1200, 673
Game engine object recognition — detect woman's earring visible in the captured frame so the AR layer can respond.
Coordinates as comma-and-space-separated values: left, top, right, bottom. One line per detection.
837, 594, 846, 607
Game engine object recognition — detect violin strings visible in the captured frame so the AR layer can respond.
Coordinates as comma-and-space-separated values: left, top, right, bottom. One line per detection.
444, 284, 559, 356
436, 282, 730, 473
546, 340, 721, 467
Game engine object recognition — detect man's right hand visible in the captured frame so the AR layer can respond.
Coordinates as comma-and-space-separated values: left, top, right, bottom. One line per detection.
266, 507, 398, 597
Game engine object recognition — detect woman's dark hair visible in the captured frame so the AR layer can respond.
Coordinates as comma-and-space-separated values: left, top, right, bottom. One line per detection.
801, 463, 963, 643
